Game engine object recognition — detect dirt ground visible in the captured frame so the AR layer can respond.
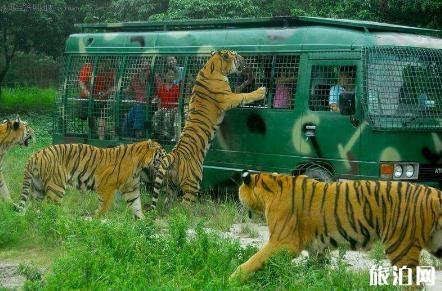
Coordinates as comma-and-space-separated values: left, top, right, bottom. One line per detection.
0, 264, 25, 290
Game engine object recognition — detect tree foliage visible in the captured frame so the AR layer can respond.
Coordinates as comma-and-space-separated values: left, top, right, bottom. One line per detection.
0, 0, 441, 94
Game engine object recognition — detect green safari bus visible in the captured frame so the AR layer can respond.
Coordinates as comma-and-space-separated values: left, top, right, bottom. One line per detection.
52, 16, 442, 189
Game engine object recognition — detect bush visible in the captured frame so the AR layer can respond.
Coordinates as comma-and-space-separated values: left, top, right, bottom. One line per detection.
0, 203, 26, 247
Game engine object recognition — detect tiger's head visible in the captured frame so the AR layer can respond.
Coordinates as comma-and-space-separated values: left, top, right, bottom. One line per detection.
0, 115, 34, 149
209, 49, 245, 75
139, 140, 167, 182
239, 170, 283, 214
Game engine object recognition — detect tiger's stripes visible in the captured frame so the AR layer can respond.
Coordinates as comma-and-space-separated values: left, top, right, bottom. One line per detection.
150, 50, 266, 209
231, 171, 442, 282
16, 140, 164, 219
0, 116, 33, 202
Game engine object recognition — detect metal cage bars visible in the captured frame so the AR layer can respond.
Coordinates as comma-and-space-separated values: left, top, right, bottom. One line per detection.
362, 47, 442, 130
54, 54, 301, 143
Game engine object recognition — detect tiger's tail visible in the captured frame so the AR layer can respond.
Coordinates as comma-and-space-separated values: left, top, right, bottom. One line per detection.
151, 153, 175, 209
14, 159, 34, 212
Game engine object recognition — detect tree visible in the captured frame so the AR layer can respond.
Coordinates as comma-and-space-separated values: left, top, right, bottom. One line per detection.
0, 0, 67, 97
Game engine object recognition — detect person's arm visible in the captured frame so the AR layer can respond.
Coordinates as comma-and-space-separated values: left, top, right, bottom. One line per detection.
79, 81, 90, 98
329, 85, 340, 112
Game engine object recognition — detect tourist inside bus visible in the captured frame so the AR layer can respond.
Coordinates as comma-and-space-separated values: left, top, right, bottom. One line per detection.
78, 58, 116, 140
122, 62, 151, 139
329, 66, 356, 112
153, 69, 181, 142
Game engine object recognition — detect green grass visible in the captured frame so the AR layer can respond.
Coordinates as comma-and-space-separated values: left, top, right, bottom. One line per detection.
0, 113, 400, 290
0, 87, 56, 113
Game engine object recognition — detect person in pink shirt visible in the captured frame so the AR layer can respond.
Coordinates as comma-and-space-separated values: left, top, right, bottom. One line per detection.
273, 71, 297, 109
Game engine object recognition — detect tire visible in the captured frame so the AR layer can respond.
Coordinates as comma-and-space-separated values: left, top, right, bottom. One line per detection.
303, 166, 334, 182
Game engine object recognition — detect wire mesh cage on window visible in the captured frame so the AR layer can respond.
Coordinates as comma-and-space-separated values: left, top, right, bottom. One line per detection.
229, 55, 299, 109
182, 56, 210, 116
309, 65, 356, 112
54, 53, 303, 143
272, 55, 299, 109
119, 56, 152, 141
151, 56, 186, 145
55, 55, 121, 140
363, 47, 442, 130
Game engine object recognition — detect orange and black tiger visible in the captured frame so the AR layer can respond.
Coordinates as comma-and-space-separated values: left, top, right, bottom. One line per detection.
150, 50, 266, 209
0, 116, 33, 202
231, 171, 442, 282
15, 140, 164, 219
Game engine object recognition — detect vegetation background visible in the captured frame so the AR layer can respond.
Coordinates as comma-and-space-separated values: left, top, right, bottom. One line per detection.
0, 0, 441, 104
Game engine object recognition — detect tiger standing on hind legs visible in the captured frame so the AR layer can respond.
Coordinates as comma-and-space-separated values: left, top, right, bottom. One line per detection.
148, 50, 266, 210
0, 116, 34, 203
231, 171, 442, 285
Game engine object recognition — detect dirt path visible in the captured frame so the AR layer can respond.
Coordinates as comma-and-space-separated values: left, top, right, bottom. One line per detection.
0, 264, 25, 290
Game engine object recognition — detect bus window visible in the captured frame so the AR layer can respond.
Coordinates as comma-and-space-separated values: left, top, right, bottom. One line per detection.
271, 55, 299, 109
152, 56, 186, 144
364, 47, 442, 130
61, 55, 94, 136
89, 56, 120, 140
231, 55, 273, 107
309, 65, 356, 112
119, 56, 152, 140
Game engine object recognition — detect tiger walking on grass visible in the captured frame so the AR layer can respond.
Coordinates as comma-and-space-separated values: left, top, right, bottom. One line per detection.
231, 171, 442, 283
150, 50, 266, 209
15, 140, 164, 219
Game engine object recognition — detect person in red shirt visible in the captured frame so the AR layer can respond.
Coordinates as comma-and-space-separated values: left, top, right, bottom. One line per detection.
154, 69, 181, 142
77, 59, 116, 140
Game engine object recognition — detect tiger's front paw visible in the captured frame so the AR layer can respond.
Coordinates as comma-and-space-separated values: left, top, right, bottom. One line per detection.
229, 266, 250, 283
255, 86, 266, 100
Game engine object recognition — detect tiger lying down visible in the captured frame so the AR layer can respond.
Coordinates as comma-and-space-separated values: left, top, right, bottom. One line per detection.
15, 140, 165, 219
231, 171, 442, 282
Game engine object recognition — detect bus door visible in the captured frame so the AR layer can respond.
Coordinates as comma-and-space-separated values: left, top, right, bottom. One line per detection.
300, 57, 363, 179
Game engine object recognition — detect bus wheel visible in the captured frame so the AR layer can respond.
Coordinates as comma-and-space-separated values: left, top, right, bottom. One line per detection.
303, 165, 334, 182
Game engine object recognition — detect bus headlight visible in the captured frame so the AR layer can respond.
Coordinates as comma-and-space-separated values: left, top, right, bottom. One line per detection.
405, 165, 414, 178
393, 165, 403, 178
381, 162, 419, 180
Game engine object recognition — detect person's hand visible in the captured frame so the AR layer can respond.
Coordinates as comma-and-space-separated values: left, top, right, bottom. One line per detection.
330, 103, 339, 112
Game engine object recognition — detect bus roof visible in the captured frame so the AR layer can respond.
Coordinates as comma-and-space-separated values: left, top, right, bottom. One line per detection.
75, 16, 440, 36
67, 16, 442, 54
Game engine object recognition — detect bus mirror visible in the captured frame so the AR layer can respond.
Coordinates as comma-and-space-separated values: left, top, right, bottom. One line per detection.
339, 92, 355, 115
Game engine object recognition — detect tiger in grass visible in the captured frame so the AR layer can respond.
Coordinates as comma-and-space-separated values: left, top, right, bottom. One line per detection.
0, 116, 34, 202
231, 171, 442, 282
149, 50, 266, 209
15, 140, 165, 219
